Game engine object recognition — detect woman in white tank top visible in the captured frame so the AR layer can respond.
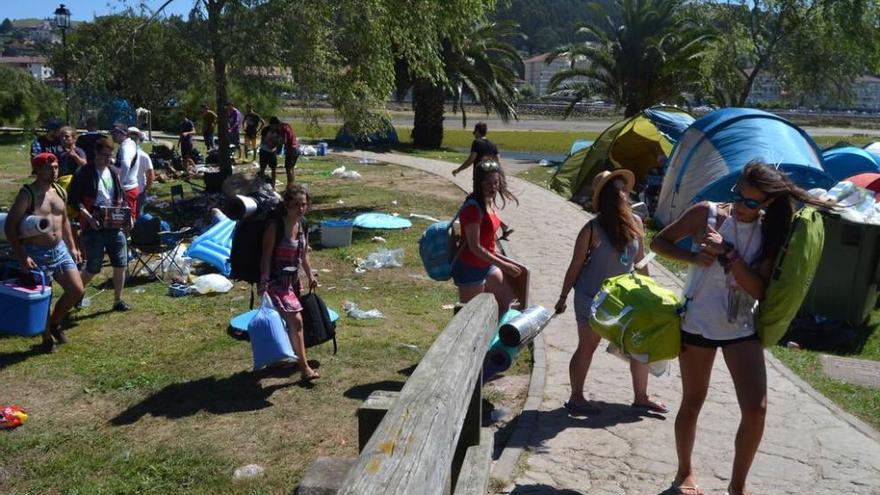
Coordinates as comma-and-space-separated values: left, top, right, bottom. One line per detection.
651, 161, 831, 495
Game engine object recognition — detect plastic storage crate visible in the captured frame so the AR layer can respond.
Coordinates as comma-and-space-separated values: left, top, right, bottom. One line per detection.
0, 271, 51, 336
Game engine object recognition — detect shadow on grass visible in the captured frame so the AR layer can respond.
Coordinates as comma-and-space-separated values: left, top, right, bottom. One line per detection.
0, 343, 48, 370
343, 380, 405, 401
110, 371, 295, 425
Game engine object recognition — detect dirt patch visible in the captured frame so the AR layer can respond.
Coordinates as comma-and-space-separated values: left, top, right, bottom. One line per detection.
355, 164, 465, 203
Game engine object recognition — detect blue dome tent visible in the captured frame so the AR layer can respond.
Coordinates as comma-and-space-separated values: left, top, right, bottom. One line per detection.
654, 108, 835, 226
822, 146, 880, 181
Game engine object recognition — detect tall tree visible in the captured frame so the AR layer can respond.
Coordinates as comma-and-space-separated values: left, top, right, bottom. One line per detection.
547, 0, 714, 117
399, 19, 524, 148
0, 65, 62, 127
694, 0, 880, 107
0, 18, 13, 34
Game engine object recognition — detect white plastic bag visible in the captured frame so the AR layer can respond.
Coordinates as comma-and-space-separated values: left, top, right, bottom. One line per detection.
358, 248, 404, 270
192, 273, 234, 294
344, 301, 384, 319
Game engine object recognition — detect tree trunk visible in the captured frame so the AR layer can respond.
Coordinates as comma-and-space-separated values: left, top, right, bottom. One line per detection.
207, 0, 231, 176
412, 81, 445, 149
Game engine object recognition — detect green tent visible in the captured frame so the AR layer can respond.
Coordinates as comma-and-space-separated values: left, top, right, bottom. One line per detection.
549, 106, 694, 206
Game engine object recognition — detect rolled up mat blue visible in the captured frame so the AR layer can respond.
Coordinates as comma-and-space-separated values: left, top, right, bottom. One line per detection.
482, 309, 521, 381
498, 305, 553, 347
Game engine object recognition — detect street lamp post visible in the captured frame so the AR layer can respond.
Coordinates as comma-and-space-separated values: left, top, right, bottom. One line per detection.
53, 4, 71, 124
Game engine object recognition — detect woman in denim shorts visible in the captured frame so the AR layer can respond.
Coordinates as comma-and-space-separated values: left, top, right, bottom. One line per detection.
451, 160, 521, 317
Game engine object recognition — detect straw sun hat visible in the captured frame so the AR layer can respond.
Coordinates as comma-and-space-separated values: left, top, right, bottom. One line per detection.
591, 169, 635, 211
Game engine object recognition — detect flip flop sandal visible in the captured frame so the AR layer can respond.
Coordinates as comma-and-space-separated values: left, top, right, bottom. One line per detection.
670, 482, 703, 495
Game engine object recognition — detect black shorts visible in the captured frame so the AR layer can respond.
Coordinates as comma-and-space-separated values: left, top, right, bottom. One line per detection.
259, 149, 277, 169
681, 331, 759, 348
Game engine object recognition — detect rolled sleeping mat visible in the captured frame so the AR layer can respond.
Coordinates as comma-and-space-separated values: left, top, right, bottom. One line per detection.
223, 194, 258, 220
482, 308, 523, 381
0, 213, 52, 242
498, 305, 553, 347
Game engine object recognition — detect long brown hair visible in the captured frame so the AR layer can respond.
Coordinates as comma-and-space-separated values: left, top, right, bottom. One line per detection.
740, 160, 834, 264
596, 179, 642, 252
471, 159, 518, 210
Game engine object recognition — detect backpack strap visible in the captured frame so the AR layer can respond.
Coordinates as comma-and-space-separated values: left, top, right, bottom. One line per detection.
450, 198, 483, 266
20, 182, 66, 215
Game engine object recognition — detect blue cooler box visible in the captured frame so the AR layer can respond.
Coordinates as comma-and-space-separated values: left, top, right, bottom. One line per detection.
0, 274, 51, 336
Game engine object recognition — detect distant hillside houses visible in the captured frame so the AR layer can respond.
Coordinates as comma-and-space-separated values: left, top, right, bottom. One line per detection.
747, 72, 880, 111
522, 52, 590, 97
0, 56, 53, 80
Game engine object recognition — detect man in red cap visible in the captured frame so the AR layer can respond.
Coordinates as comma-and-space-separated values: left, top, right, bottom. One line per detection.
5, 152, 84, 353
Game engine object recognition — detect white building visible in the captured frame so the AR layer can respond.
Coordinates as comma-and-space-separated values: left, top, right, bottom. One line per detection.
24, 21, 61, 44
0, 56, 54, 80
522, 52, 590, 97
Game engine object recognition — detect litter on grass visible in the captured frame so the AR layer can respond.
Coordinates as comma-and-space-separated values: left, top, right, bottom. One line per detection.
344, 301, 384, 319
358, 248, 404, 270
193, 274, 234, 294
330, 165, 362, 179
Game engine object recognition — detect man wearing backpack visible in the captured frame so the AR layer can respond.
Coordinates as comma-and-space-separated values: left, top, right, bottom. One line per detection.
4, 153, 85, 353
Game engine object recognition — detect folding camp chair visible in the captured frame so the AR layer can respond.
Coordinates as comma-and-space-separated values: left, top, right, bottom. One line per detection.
127, 217, 194, 281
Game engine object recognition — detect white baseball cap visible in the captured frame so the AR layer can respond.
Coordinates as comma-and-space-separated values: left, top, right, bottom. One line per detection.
126, 126, 143, 139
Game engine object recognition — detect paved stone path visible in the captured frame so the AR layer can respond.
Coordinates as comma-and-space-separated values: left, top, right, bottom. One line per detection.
341, 150, 880, 495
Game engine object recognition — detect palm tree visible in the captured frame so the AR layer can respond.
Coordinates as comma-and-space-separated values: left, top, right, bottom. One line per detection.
401, 20, 525, 149
546, 0, 714, 118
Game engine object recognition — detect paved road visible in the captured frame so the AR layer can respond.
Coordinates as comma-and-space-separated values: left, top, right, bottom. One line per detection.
383, 117, 880, 138
340, 150, 880, 495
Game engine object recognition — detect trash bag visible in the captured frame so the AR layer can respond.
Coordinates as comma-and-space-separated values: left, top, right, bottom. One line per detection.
192, 273, 234, 294
359, 248, 404, 270
248, 293, 297, 370
343, 301, 384, 319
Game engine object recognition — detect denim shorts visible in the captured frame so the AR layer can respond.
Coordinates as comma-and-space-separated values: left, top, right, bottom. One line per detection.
83, 229, 128, 274
24, 240, 77, 275
451, 259, 498, 287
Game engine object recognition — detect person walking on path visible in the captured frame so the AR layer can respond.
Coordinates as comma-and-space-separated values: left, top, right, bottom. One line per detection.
554, 169, 667, 416
201, 103, 217, 150
651, 161, 832, 495
452, 121, 498, 178
259, 185, 320, 381
69, 136, 132, 313
452, 160, 522, 317
5, 153, 85, 353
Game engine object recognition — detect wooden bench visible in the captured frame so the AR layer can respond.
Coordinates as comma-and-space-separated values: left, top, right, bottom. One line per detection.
298, 294, 499, 495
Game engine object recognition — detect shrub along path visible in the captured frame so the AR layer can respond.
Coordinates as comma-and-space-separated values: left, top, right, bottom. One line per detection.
342, 150, 880, 495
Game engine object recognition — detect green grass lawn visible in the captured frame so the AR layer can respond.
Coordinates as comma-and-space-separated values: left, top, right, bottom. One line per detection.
0, 138, 531, 494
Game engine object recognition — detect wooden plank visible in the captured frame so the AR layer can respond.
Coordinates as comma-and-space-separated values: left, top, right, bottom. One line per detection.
357, 390, 399, 453
820, 354, 880, 389
453, 429, 495, 495
296, 457, 356, 495
337, 294, 499, 495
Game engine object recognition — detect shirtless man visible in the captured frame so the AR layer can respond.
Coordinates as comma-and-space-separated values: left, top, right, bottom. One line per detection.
5, 153, 85, 353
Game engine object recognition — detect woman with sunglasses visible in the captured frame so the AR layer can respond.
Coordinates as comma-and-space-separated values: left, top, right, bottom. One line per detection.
451, 159, 521, 317
651, 161, 831, 495
259, 185, 320, 381
555, 169, 667, 416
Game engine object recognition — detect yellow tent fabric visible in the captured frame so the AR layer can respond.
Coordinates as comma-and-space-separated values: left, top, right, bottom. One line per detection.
550, 110, 678, 206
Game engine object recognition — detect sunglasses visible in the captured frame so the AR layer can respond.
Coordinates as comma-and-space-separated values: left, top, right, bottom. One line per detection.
478, 160, 499, 171
730, 186, 764, 209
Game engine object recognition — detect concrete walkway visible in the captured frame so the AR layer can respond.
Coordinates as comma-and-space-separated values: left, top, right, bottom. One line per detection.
341, 150, 880, 495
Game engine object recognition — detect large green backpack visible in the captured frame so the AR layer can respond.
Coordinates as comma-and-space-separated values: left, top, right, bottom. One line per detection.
590, 271, 682, 363
756, 207, 825, 347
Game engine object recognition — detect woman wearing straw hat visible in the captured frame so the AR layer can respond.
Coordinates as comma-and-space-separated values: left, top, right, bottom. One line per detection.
554, 169, 667, 416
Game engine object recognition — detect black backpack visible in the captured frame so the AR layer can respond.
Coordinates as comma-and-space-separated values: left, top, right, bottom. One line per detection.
299, 291, 338, 353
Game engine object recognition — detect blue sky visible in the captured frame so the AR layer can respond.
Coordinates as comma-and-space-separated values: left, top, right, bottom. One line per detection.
3, 1, 197, 22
